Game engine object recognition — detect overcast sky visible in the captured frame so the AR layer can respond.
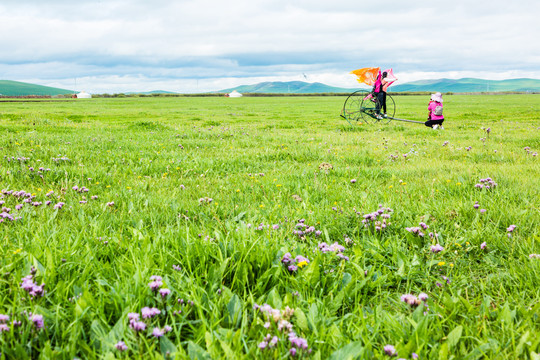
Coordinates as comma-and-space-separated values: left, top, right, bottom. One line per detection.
1, 0, 538, 93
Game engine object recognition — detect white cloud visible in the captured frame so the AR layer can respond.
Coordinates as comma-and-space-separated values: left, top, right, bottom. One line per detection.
1, 0, 538, 93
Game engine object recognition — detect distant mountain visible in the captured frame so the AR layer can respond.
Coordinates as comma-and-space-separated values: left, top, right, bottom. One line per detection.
217, 81, 357, 94
0, 80, 73, 96
218, 78, 540, 94
390, 78, 540, 93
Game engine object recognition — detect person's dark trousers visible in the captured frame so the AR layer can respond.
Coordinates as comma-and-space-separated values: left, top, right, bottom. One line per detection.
425, 119, 444, 127
375, 91, 387, 114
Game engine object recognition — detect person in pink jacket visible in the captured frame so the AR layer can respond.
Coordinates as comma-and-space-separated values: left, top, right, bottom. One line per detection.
425, 92, 444, 129
373, 71, 389, 119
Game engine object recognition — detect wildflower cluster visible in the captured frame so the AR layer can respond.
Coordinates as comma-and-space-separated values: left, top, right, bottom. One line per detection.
293, 219, 322, 238
0, 312, 43, 333
72, 185, 89, 193
0, 188, 71, 224
4, 155, 30, 163
127, 309, 172, 338
20, 268, 45, 299
401, 292, 428, 307
361, 205, 393, 232
249, 222, 282, 231
253, 304, 311, 357
474, 177, 497, 189
281, 253, 310, 272
198, 197, 213, 204
172, 298, 195, 316
524, 147, 538, 156
148, 275, 168, 294
406, 222, 429, 237
318, 242, 349, 261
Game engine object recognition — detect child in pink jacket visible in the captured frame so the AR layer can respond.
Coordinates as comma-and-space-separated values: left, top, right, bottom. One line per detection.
425, 92, 444, 129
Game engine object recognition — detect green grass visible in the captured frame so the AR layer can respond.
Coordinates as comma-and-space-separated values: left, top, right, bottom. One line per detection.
0, 95, 539, 359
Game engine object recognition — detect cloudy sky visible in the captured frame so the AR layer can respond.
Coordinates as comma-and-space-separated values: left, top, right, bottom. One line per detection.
1, 0, 538, 93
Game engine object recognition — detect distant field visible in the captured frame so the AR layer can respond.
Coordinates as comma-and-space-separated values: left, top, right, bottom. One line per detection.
0, 95, 539, 358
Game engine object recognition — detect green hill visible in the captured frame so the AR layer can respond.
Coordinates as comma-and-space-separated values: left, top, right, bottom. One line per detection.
218, 78, 540, 94
390, 78, 540, 93
0, 80, 73, 96
217, 81, 357, 94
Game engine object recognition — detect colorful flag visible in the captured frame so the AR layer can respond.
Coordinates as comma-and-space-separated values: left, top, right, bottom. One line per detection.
350, 67, 380, 86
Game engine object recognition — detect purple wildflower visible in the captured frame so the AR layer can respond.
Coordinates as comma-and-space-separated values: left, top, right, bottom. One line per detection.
418, 293, 429, 301
53, 202, 65, 209
351, 179, 357, 184
159, 288, 171, 298
281, 252, 293, 265
141, 307, 161, 319
430, 244, 444, 253
152, 327, 165, 337
480, 242, 487, 250
384, 344, 397, 357
129, 320, 146, 332
115, 341, 128, 351
288, 265, 298, 272
401, 294, 421, 307
0, 324, 10, 332
289, 333, 308, 350
30, 314, 44, 329
0, 314, 9, 323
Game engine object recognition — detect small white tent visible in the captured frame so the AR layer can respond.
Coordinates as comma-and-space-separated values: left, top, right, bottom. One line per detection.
228, 90, 242, 98
76, 91, 92, 99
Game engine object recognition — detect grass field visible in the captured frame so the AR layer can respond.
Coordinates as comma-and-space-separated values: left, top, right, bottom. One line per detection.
0, 95, 539, 359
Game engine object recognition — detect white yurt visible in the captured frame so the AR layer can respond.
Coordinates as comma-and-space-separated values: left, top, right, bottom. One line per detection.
228, 90, 242, 98
76, 91, 92, 99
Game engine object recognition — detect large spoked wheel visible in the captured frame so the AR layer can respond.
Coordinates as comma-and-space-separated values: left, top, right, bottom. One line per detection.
359, 92, 378, 124
383, 94, 396, 124
341, 90, 369, 124
360, 93, 396, 124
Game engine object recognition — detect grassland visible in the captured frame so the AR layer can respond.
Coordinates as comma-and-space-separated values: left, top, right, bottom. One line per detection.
0, 95, 539, 359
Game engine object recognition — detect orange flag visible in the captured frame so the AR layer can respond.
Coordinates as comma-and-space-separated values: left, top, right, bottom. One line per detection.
350, 67, 380, 86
